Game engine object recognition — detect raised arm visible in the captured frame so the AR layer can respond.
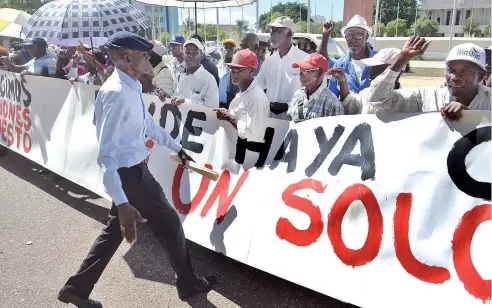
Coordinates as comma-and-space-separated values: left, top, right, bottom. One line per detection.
318, 22, 334, 60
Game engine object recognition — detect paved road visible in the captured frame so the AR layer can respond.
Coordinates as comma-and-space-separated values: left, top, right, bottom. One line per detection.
0, 150, 358, 308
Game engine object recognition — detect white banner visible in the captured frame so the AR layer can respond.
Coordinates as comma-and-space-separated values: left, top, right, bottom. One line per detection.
2, 71, 491, 308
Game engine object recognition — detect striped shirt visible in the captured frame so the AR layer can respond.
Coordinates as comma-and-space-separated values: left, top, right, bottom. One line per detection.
176, 65, 219, 108
23, 52, 57, 75
368, 70, 491, 112
170, 57, 186, 92
229, 79, 270, 142
287, 78, 345, 122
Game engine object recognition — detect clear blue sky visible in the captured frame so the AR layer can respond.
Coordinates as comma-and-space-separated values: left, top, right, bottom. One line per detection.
179, 0, 344, 27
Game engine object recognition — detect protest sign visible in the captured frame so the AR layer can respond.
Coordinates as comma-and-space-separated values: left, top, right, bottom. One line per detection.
2, 71, 490, 308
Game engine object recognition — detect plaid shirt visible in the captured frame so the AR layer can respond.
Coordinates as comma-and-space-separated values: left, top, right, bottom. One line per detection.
287, 78, 345, 122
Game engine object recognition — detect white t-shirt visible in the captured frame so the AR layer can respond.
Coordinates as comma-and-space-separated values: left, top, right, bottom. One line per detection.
351, 59, 366, 82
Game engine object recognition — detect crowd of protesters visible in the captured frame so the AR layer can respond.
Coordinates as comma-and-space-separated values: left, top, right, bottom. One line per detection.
0, 14, 490, 145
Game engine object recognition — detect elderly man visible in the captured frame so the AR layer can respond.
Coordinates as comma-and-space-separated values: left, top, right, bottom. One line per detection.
217, 39, 236, 79
328, 15, 377, 98
257, 16, 308, 119
57, 32, 216, 308
216, 49, 269, 142
287, 53, 344, 121
219, 33, 262, 109
190, 34, 220, 86
329, 48, 403, 114
173, 38, 219, 108
2, 38, 57, 77
368, 36, 491, 119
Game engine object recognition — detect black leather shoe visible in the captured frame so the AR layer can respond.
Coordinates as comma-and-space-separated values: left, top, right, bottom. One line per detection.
58, 288, 102, 308
178, 275, 217, 300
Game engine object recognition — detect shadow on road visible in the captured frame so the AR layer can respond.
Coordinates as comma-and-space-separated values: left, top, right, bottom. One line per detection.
0, 149, 359, 308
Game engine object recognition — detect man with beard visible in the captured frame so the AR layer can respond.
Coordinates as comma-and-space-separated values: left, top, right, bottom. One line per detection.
257, 16, 308, 119
57, 32, 216, 308
368, 36, 491, 118
327, 15, 377, 98
287, 53, 344, 121
215, 49, 269, 142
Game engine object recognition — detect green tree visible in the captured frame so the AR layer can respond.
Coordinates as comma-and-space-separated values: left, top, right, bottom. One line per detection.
194, 24, 228, 42
296, 21, 307, 33
259, 1, 308, 31
372, 22, 386, 37
233, 19, 249, 40
484, 24, 491, 37
414, 16, 439, 37
462, 17, 482, 37
373, 0, 418, 29
331, 21, 344, 38
386, 19, 407, 37
160, 32, 171, 43
0, 0, 50, 14
183, 17, 195, 31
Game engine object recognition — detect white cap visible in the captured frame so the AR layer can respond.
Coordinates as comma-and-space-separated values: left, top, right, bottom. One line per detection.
152, 44, 167, 57
183, 38, 204, 51
446, 43, 486, 70
361, 48, 401, 67
266, 16, 296, 33
341, 14, 372, 36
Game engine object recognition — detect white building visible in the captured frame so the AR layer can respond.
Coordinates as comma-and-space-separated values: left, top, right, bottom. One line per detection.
421, 0, 491, 37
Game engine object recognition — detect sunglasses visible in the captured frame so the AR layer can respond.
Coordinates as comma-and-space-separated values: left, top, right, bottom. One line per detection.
228, 67, 250, 74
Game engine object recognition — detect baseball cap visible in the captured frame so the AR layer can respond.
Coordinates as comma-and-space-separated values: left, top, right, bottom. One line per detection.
361, 48, 401, 67
446, 43, 486, 70
152, 43, 167, 57
183, 38, 204, 52
223, 39, 236, 47
266, 16, 296, 33
23, 37, 47, 47
170, 34, 185, 45
104, 31, 153, 51
226, 49, 258, 69
292, 53, 329, 73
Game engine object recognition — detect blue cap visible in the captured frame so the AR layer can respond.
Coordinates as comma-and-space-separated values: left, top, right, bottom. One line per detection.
104, 31, 153, 51
170, 34, 185, 45
23, 38, 47, 46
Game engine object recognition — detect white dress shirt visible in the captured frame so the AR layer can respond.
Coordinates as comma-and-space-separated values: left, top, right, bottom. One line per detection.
368, 69, 492, 112
229, 79, 270, 142
176, 65, 219, 108
95, 68, 182, 205
256, 45, 307, 119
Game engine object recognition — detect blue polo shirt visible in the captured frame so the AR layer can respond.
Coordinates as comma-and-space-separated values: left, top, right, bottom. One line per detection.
328, 48, 377, 97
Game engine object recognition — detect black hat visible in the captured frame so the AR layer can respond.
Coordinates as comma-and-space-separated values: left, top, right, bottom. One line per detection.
104, 31, 153, 51
190, 34, 204, 44
23, 38, 47, 47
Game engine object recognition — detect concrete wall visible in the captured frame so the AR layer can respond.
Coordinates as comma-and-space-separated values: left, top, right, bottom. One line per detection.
334, 37, 492, 60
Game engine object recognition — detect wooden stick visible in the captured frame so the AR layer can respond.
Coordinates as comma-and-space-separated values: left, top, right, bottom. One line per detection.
169, 153, 219, 181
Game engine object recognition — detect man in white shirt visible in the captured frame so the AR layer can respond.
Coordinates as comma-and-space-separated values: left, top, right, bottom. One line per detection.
57, 32, 216, 308
215, 49, 269, 142
2, 38, 57, 77
173, 38, 219, 109
256, 16, 308, 119
329, 48, 403, 114
169, 34, 186, 92
368, 36, 491, 119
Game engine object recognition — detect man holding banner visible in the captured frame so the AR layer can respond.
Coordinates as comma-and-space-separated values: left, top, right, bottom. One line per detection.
57, 32, 216, 308
369, 36, 491, 118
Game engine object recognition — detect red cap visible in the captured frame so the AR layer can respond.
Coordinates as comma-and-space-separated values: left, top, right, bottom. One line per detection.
292, 53, 329, 72
227, 49, 258, 70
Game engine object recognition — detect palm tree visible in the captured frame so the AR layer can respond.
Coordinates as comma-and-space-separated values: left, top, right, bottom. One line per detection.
234, 20, 249, 40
